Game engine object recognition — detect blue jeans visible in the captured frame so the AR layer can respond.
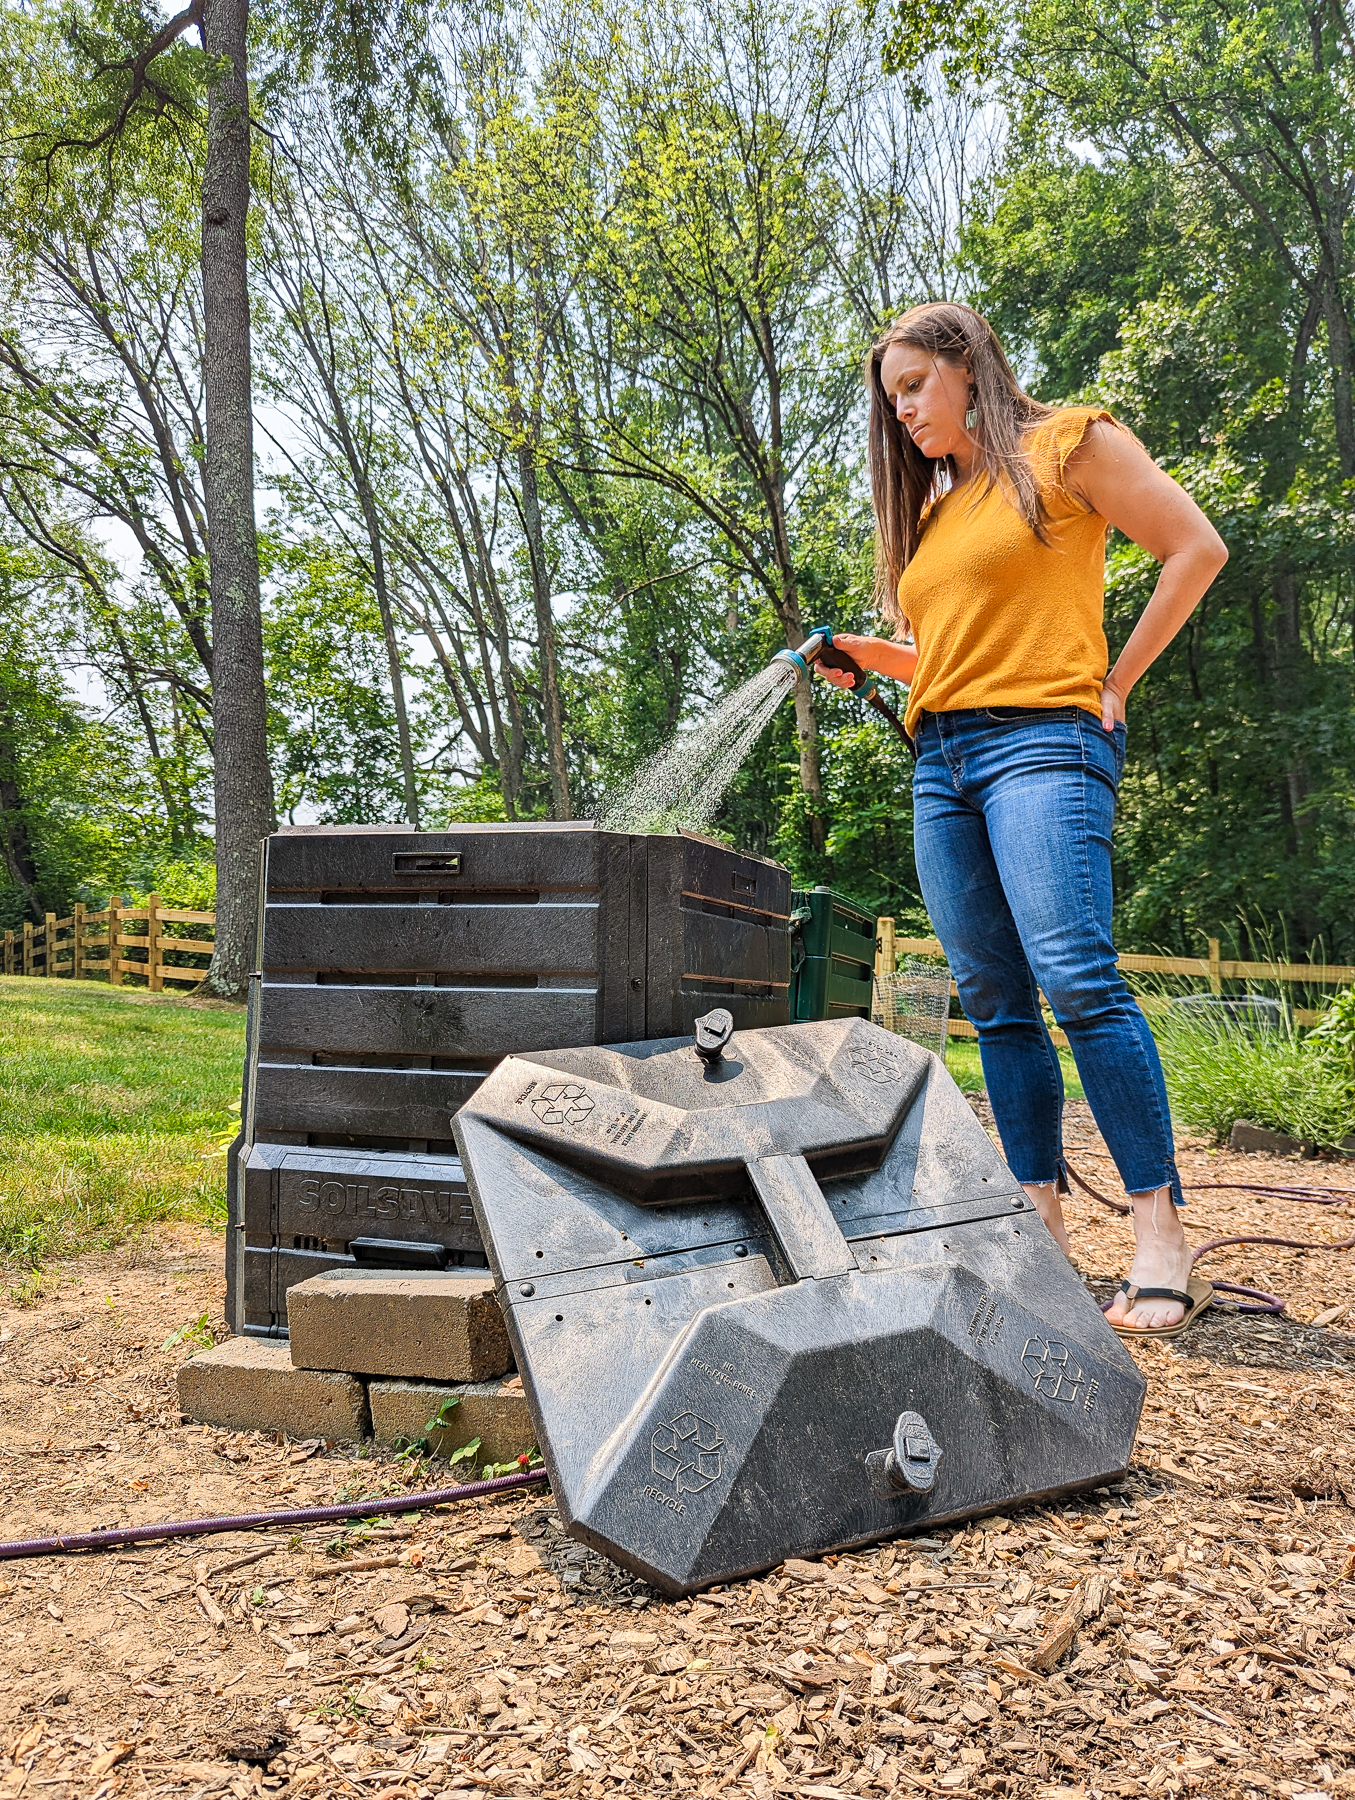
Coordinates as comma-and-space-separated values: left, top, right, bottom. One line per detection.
913, 707, 1182, 1204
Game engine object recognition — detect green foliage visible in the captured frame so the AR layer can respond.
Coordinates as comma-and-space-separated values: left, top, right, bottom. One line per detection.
0, 548, 156, 927
881, 0, 1000, 93
963, 152, 1173, 397
482, 1448, 545, 1478
818, 714, 917, 916
435, 780, 509, 826
1152, 1009, 1355, 1149
1310, 988, 1355, 1088
134, 855, 216, 910
263, 536, 416, 824
162, 1310, 215, 1351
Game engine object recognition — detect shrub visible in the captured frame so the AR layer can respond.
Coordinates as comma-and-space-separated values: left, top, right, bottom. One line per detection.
1152, 1004, 1355, 1148
1309, 986, 1355, 1087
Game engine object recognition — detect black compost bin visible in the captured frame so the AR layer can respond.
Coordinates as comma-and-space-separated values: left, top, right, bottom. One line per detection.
227, 824, 791, 1336
454, 1016, 1145, 1594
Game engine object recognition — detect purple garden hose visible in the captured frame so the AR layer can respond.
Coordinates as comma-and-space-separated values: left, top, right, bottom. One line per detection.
6, 1170, 1349, 1560
0, 1466, 549, 1562
1066, 1164, 1355, 1315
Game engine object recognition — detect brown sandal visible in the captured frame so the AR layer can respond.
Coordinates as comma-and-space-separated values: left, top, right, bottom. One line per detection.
1109, 1272, 1214, 1340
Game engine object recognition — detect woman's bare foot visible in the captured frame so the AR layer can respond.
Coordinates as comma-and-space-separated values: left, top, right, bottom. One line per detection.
1104, 1186, 1194, 1330
1023, 1181, 1072, 1257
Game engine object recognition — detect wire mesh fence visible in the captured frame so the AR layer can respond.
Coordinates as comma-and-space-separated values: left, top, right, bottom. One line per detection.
873, 956, 952, 1059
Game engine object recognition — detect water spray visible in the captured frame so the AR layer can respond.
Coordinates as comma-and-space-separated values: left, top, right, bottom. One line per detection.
773, 627, 914, 753
600, 627, 912, 834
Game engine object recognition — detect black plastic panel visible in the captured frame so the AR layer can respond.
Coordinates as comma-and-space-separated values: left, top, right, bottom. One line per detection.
455, 1018, 1146, 1595
228, 824, 792, 1334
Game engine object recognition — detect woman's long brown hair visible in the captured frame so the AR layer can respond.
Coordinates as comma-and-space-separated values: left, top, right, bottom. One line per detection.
867, 302, 1056, 629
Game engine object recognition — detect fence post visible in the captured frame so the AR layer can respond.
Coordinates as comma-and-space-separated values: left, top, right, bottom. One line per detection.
2, 928, 10, 976
73, 902, 85, 980
1208, 937, 1222, 996
109, 898, 122, 987
44, 912, 55, 976
23, 919, 33, 975
875, 916, 896, 979
146, 892, 162, 992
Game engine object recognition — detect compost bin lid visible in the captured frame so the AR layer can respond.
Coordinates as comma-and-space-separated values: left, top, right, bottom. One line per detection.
466, 1017, 922, 1202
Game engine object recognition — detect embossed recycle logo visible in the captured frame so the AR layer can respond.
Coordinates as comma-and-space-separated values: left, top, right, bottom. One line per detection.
848, 1044, 900, 1085
1021, 1335, 1084, 1404
650, 1412, 724, 1495
530, 1082, 594, 1127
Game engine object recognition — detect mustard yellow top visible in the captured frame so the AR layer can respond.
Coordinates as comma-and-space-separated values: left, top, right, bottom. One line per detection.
897, 406, 1116, 736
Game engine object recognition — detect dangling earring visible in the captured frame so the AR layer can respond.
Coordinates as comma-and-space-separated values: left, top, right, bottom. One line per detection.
965, 388, 978, 432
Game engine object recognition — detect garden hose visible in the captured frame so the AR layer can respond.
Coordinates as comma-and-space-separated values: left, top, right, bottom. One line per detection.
0, 1465, 549, 1563
1064, 1161, 1355, 1315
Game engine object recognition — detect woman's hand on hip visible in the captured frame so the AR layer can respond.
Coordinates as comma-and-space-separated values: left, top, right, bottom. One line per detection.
1100, 677, 1129, 732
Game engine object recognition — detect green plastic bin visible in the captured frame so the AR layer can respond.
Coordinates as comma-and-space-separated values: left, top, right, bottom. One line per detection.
789, 886, 876, 1021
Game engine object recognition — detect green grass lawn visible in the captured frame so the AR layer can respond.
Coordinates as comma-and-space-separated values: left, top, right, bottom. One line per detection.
0, 978, 245, 1284
944, 1033, 1085, 1100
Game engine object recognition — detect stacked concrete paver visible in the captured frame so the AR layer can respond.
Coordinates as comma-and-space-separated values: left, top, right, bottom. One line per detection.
177, 1272, 533, 1464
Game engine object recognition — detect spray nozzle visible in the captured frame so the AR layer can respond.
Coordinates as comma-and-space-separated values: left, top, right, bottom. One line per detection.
773, 627, 876, 700
772, 626, 914, 755
771, 631, 829, 683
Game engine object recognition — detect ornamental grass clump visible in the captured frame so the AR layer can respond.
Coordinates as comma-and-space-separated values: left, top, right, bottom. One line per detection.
1152, 995, 1355, 1150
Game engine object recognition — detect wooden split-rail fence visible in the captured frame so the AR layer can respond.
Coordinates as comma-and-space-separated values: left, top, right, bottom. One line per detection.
874, 920, 1355, 1047
3, 900, 1350, 1030
1, 894, 215, 989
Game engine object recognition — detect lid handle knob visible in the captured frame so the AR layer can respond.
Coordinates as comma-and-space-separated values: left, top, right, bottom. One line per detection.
693, 1008, 735, 1065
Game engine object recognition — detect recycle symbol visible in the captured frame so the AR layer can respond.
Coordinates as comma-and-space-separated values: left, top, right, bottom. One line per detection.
1021, 1335, 1084, 1404
650, 1412, 725, 1495
530, 1082, 595, 1128
848, 1045, 900, 1085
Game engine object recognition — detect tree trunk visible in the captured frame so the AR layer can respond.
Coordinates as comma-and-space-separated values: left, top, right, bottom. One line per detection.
200, 0, 274, 1000
0, 690, 43, 922
515, 441, 572, 819
787, 628, 827, 857
355, 470, 420, 827
768, 473, 825, 854
1321, 279, 1355, 481
760, 305, 827, 856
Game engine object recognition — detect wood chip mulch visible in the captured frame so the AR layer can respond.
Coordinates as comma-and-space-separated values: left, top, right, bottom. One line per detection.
0, 1103, 1353, 1800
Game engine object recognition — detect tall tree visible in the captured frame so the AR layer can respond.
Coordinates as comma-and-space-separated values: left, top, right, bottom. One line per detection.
255, 92, 564, 820
3, 0, 273, 993
1014, 0, 1355, 479
261, 164, 422, 827
575, 0, 870, 854
4, 0, 444, 991
199, 0, 273, 994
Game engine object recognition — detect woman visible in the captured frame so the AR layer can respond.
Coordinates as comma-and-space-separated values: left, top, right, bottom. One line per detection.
819, 301, 1228, 1337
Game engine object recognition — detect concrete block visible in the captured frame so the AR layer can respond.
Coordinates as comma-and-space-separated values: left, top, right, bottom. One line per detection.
369, 1377, 534, 1466
286, 1268, 512, 1382
178, 1336, 370, 1440
1229, 1118, 1313, 1158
